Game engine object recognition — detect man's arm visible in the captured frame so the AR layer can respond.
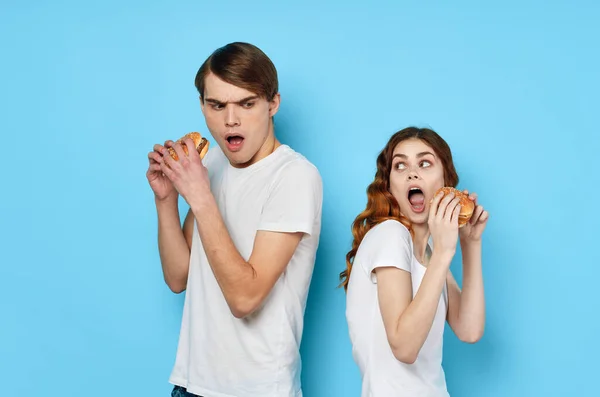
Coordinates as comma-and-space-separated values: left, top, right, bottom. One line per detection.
192, 160, 320, 318
155, 143, 216, 293
156, 199, 194, 294
159, 141, 320, 315
193, 194, 304, 317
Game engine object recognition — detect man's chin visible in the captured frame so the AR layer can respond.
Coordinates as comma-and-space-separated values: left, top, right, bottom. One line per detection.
226, 152, 255, 168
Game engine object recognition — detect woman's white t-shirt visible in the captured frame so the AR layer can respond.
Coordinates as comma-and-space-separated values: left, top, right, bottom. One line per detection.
345, 220, 449, 397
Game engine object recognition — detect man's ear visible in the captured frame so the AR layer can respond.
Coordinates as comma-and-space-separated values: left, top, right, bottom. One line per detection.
200, 95, 205, 115
268, 93, 281, 118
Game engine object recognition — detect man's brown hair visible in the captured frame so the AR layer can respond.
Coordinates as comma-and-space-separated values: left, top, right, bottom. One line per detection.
194, 42, 279, 102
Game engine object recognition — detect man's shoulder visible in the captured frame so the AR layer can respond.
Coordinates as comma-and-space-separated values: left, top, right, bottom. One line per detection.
273, 145, 321, 182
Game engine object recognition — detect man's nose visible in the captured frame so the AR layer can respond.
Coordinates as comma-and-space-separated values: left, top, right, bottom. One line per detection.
225, 107, 240, 127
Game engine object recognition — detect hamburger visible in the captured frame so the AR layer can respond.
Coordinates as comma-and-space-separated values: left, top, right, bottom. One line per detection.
167, 132, 210, 161
434, 187, 475, 227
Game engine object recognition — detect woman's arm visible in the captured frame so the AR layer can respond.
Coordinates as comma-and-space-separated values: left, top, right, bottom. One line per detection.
447, 190, 488, 343
446, 241, 486, 343
376, 250, 453, 364
375, 191, 463, 363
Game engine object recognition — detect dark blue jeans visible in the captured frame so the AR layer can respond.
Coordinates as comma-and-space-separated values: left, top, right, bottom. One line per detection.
171, 385, 202, 397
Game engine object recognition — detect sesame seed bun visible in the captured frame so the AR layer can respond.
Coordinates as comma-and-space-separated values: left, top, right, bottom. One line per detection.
435, 187, 475, 227
167, 132, 209, 161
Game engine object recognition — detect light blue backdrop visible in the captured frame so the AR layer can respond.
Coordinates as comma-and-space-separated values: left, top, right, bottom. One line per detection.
2, 1, 599, 396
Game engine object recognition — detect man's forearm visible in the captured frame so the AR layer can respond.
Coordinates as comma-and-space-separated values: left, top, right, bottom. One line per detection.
156, 197, 190, 292
457, 240, 486, 340
191, 194, 259, 315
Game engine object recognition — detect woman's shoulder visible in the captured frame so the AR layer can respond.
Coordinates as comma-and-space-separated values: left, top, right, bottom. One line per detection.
361, 219, 412, 249
369, 219, 410, 237
354, 219, 414, 277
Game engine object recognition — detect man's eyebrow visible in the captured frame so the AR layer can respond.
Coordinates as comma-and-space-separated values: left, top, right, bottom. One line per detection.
204, 95, 259, 105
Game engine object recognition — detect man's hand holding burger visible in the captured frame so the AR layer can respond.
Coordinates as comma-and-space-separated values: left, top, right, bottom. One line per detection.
158, 132, 212, 211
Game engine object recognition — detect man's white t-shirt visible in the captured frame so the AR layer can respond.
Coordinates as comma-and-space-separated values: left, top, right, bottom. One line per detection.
345, 220, 449, 397
169, 144, 323, 397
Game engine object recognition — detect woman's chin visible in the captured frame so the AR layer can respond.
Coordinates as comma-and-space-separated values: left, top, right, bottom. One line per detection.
409, 216, 428, 226
401, 207, 429, 226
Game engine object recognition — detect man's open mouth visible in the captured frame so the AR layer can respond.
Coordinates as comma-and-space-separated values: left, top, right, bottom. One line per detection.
226, 135, 244, 145
224, 134, 245, 152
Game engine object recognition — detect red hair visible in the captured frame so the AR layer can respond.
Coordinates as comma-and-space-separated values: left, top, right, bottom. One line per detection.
339, 127, 459, 291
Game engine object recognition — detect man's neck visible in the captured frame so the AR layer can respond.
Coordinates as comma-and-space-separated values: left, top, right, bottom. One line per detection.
231, 122, 280, 168
251, 133, 280, 165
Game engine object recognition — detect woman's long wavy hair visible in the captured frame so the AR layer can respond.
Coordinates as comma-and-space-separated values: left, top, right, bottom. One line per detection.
339, 127, 459, 292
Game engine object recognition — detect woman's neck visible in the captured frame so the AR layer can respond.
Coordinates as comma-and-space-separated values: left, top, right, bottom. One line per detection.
412, 224, 431, 265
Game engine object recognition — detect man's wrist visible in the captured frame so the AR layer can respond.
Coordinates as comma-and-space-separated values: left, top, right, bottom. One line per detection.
189, 192, 215, 216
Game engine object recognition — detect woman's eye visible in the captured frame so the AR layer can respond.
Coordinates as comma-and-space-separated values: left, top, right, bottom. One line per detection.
420, 160, 431, 167
396, 162, 406, 170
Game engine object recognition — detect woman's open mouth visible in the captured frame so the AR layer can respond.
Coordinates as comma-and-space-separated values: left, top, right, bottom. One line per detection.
408, 187, 426, 213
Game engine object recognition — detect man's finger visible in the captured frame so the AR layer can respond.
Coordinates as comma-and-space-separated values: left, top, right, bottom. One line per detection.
172, 142, 187, 161
148, 163, 162, 172
160, 157, 176, 178
161, 148, 176, 170
148, 151, 162, 164
183, 137, 198, 159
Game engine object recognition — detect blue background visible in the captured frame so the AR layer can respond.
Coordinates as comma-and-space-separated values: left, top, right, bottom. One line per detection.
2, 1, 599, 396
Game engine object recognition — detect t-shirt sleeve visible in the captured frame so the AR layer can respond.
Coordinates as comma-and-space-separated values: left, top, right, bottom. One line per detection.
257, 160, 323, 236
363, 220, 412, 283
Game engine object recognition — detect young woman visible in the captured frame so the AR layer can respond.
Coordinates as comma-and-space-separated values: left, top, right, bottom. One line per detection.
341, 127, 488, 397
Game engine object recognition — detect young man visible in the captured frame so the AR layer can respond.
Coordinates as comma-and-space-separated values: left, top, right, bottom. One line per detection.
146, 42, 323, 397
